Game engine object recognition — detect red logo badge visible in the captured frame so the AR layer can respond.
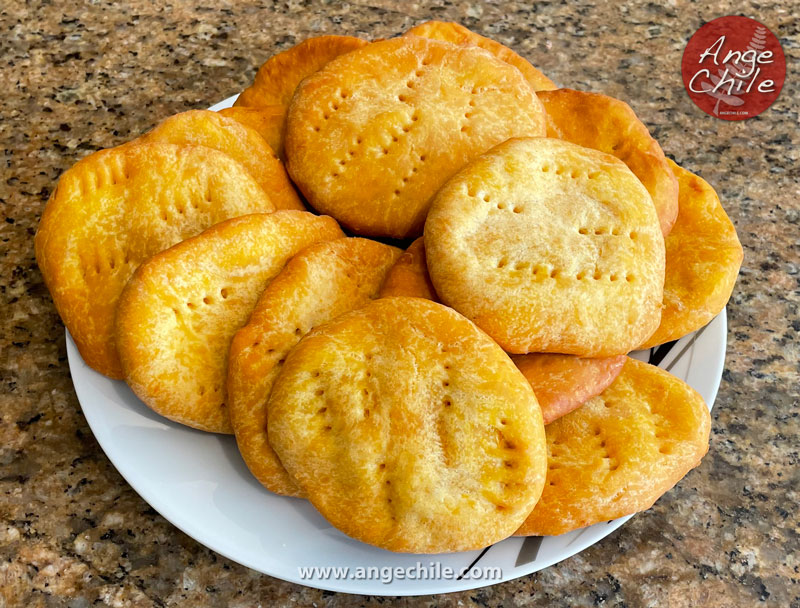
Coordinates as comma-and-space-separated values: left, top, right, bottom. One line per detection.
682, 16, 785, 121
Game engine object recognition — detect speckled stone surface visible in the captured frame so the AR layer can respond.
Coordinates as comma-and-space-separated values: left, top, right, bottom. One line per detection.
1, 1, 798, 606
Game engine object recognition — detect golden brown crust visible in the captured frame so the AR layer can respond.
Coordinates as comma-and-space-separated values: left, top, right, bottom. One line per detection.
33, 142, 276, 378
517, 357, 711, 536
425, 137, 665, 356
640, 160, 743, 348
285, 36, 546, 238
234, 35, 368, 109
513, 354, 627, 424
217, 106, 287, 160
405, 21, 556, 91
537, 89, 679, 236
268, 297, 547, 553
115, 212, 343, 433
378, 237, 438, 300
134, 110, 303, 210
228, 237, 401, 496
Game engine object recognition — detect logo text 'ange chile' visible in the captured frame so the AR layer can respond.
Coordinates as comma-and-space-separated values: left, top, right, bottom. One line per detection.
682, 16, 785, 121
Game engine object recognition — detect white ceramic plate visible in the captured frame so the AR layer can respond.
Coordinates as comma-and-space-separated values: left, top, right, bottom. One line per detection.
68, 95, 726, 596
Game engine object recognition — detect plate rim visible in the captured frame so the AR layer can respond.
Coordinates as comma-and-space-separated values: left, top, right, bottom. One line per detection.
68, 310, 726, 595
66, 93, 728, 595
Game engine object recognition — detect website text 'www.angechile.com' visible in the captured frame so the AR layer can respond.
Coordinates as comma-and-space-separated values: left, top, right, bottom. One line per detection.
297, 562, 503, 584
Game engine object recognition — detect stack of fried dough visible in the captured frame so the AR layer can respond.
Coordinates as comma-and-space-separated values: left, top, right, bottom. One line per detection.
35, 22, 743, 554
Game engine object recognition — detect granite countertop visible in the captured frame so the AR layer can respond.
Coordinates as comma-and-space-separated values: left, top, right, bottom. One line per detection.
2, 1, 798, 606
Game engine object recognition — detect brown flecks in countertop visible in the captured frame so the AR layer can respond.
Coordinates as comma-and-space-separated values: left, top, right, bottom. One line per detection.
1, 1, 798, 606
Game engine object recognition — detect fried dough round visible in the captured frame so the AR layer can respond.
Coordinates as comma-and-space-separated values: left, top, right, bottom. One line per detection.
517, 357, 711, 536
640, 160, 743, 348
34, 143, 276, 379
115, 212, 343, 433
218, 106, 286, 160
512, 354, 627, 424
235, 35, 368, 109
537, 89, 678, 235
228, 237, 401, 496
285, 36, 547, 238
136, 110, 302, 210
378, 237, 438, 300
405, 20, 556, 91
425, 137, 665, 356
268, 297, 547, 553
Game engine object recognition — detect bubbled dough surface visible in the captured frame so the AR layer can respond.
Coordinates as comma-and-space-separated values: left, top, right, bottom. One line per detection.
640, 160, 743, 348
517, 357, 711, 536
285, 36, 546, 238
268, 297, 547, 553
537, 88, 678, 236
513, 353, 626, 424
378, 237, 438, 300
228, 237, 401, 496
404, 20, 556, 91
115, 211, 343, 433
135, 109, 302, 210
33, 142, 276, 379
425, 137, 665, 356
218, 106, 287, 160
234, 35, 368, 109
